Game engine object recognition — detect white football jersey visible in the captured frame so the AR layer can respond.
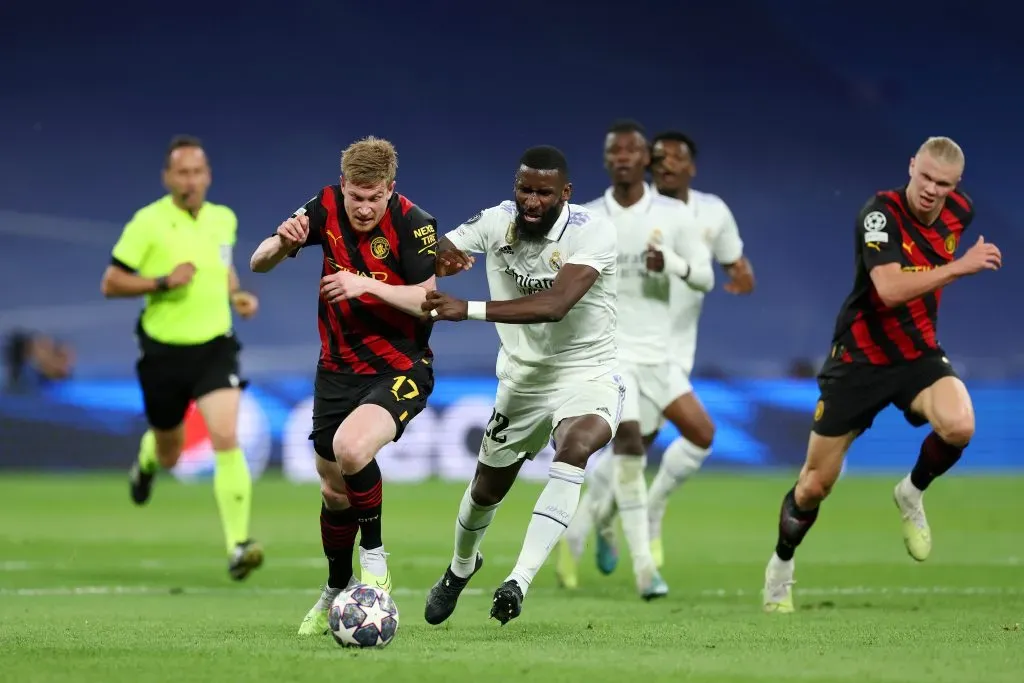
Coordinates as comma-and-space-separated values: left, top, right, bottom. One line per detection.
655, 187, 744, 374
445, 201, 618, 389
584, 184, 713, 366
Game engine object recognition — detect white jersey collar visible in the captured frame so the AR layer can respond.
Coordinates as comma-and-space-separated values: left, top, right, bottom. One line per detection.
603, 183, 653, 215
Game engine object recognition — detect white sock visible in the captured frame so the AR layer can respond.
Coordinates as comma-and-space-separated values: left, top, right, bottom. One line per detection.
896, 475, 925, 508
769, 551, 794, 572
507, 461, 585, 596
612, 453, 654, 574
451, 484, 499, 579
648, 437, 711, 539
563, 451, 615, 558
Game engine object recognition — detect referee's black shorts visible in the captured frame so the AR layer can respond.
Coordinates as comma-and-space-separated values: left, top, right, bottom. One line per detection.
812, 350, 958, 438
135, 327, 246, 430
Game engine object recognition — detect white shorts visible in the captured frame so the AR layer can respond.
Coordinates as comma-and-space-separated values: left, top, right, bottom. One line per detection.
478, 372, 625, 469
620, 361, 693, 436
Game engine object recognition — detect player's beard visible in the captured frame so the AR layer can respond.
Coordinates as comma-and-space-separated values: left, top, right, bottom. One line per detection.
514, 201, 563, 242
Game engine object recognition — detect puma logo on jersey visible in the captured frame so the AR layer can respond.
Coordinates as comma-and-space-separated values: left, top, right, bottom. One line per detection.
902, 241, 914, 255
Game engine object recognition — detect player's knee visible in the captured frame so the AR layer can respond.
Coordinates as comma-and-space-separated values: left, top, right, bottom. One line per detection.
553, 438, 593, 470
690, 417, 715, 450
469, 476, 502, 508
795, 468, 835, 506
206, 423, 238, 452
612, 422, 644, 455
932, 413, 974, 448
332, 432, 378, 473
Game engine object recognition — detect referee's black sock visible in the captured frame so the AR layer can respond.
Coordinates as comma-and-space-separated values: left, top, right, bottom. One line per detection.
775, 487, 819, 561
910, 431, 966, 492
320, 502, 358, 589
343, 459, 384, 550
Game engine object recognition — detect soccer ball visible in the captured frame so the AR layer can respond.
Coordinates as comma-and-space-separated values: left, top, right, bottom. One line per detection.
328, 584, 399, 648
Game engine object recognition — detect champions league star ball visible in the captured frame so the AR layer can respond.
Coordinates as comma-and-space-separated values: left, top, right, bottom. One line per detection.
328, 585, 399, 648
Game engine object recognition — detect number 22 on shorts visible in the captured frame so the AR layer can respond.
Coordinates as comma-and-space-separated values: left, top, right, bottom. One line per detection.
485, 409, 510, 444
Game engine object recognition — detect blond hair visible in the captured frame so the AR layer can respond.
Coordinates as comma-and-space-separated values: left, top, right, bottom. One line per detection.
341, 136, 398, 187
917, 136, 965, 168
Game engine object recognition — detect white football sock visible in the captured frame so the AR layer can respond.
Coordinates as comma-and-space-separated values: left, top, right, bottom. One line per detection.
451, 484, 499, 579
612, 453, 654, 574
589, 450, 618, 534
507, 461, 585, 596
648, 437, 711, 539
563, 450, 614, 558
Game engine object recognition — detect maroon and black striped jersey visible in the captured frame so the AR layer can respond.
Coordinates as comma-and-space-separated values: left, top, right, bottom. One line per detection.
829, 187, 974, 365
285, 186, 438, 374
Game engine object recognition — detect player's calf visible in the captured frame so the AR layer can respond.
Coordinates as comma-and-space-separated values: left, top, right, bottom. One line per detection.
764, 431, 853, 613
425, 462, 519, 625
905, 375, 974, 490
129, 427, 184, 505
197, 388, 257, 565
499, 415, 610, 620
315, 456, 360, 589
609, 422, 660, 593
332, 405, 398, 587
649, 394, 715, 554
895, 377, 975, 561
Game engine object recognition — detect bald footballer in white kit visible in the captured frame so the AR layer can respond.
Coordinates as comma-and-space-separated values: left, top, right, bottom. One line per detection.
420, 145, 625, 626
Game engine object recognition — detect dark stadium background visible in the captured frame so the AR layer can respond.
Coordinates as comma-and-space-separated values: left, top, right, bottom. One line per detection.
2, 0, 1021, 476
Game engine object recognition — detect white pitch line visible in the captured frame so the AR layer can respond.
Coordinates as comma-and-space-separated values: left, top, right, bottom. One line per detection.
3, 555, 1019, 571
0, 556, 516, 572
0, 585, 463, 598
0, 585, 1019, 599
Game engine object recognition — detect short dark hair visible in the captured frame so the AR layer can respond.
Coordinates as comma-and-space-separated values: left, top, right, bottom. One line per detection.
652, 130, 698, 159
607, 119, 646, 137
164, 134, 204, 168
519, 145, 569, 177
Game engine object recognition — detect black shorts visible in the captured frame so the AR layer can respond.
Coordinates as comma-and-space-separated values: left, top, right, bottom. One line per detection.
812, 352, 958, 437
135, 331, 245, 431
309, 359, 434, 462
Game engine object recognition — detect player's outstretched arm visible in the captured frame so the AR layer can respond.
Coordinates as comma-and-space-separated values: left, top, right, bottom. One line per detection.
102, 213, 194, 297
321, 273, 436, 319
870, 235, 1001, 307
101, 261, 195, 298
250, 215, 310, 273
423, 264, 598, 324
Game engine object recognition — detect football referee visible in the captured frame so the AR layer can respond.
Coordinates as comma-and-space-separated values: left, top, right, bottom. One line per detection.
100, 135, 263, 580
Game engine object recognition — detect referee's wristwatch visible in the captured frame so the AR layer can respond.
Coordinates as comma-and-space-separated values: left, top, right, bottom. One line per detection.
154, 276, 170, 292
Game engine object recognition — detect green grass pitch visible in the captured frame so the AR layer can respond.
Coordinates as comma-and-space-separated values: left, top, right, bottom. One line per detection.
0, 472, 1021, 682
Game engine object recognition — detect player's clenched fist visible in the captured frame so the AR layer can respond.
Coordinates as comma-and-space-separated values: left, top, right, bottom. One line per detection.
954, 235, 1002, 275
276, 215, 309, 250
421, 290, 468, 322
